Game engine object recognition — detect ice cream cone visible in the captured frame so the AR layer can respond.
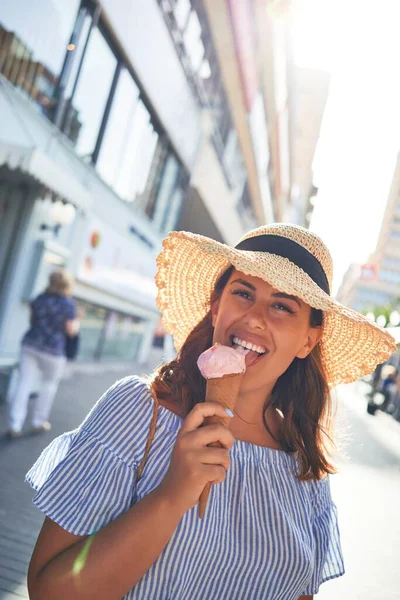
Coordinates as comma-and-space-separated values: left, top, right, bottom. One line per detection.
198, 371, 243, 519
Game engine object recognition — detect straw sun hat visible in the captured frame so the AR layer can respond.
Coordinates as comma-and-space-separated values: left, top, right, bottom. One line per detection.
155, 223, 396, 387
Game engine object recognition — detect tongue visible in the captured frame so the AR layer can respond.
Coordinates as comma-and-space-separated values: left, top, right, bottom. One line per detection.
245, 350, 260, 367
233, 344, 261, 368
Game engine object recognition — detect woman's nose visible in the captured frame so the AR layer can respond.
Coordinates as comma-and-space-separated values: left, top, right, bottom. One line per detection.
243, 304, 266, 330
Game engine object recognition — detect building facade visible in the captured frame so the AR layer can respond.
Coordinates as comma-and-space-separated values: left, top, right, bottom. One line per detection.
336, 153, 400, 313
0, 0, 265, 366
0, 0, 324, 368
202, 0, 331, 228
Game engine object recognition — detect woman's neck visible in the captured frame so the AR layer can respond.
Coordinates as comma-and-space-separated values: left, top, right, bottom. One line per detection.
229, 402, 283, 449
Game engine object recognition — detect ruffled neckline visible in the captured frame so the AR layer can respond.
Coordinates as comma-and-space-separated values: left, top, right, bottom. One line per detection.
145, 383, 298, 467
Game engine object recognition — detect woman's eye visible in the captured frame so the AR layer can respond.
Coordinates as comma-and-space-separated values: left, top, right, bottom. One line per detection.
273, 303, 294, 314
232, 289, 253, 301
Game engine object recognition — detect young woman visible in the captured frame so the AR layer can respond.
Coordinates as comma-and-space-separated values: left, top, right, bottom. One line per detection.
8, 269, 80, 437
26, 224, 395, 600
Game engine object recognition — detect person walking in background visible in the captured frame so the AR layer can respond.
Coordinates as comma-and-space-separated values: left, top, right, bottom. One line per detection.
7, 269, 80, 438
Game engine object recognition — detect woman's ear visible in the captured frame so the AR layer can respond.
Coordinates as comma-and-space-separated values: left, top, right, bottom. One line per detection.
296, 326, 323, 359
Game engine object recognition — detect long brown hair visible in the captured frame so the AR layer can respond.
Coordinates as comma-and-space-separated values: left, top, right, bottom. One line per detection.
150, 266, 337, 481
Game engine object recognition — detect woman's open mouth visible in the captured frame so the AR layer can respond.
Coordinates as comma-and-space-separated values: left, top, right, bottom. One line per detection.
230, 335, 269, 368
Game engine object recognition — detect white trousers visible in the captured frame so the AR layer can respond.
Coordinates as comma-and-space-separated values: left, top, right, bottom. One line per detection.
9, 346, 66, 432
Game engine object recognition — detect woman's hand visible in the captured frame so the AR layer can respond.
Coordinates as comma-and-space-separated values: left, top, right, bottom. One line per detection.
157, 402, 235, 516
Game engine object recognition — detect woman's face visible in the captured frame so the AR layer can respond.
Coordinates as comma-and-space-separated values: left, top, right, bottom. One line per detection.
211, 269, 322, 395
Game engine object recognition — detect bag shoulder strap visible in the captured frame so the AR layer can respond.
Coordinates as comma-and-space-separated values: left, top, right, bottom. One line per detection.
136, 390, 159, 482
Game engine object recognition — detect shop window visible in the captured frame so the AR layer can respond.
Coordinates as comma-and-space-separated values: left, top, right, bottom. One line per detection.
0, 0, 80, 118
76, 301, 106, 360
99, 312, 144, 362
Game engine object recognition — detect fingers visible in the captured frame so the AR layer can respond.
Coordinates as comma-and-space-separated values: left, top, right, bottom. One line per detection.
186, 424, 235, 450
180, 402, 233, 434
198, 447, 230, 471
202, 464, 227, 485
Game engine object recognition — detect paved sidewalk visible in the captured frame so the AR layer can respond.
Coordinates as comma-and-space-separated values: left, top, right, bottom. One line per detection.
0, 357, 162, 599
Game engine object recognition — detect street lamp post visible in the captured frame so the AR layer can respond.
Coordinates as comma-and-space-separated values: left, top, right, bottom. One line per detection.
40, 200, 76, 236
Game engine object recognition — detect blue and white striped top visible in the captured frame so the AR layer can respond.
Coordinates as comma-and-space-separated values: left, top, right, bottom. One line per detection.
26, 376, 345, 599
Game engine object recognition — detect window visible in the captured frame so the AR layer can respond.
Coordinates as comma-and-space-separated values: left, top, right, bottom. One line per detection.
77, 300, 107, 360
379, 269, 400, 285
64, 26, 117, 160
174, 0, 191, 29
96, 67, 159, 202
381, 256, 400, 270
159, 0, 244, 189
237, 182, 257, 230
356, 289, 392, 305
183, 10, 204, 72
0, 0, 80, 117
120, 101, 158, 202
100, 312, 144, 361
161, 186, 185, 233
96, 68, 140, 192
63, 11, 93, 100
222, 127, 246, 193
1, 0, 187, 222
152, 154, 180, 230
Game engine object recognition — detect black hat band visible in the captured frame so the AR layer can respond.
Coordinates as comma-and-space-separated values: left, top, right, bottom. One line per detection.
234, 234, 330, 294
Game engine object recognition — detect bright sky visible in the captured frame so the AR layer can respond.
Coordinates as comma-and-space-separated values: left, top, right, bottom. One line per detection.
292, 0, 400, 294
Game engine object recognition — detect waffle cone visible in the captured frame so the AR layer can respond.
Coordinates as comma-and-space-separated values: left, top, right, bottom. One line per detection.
198, 372, 243, 519
204, 372, 243, 410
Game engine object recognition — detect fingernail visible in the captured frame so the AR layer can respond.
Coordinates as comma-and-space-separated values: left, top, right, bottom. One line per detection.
225, 408, 234, 417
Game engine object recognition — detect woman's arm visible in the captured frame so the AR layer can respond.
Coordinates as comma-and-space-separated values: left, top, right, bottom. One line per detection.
28, 402, 234, 600
65, 319, 79, 336
65, 301, 82, 336
28, 486, 183, 600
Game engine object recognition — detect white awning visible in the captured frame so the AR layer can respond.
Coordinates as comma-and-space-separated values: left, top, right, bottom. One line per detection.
0, 77, 93, 211
0, 141, 93, 212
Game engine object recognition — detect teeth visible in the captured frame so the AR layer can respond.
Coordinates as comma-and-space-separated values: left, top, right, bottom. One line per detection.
232, 336, 266, 354
234, 345, 251, 356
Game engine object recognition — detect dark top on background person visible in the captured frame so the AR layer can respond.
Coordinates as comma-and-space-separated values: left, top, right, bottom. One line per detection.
23, 271, 77, 356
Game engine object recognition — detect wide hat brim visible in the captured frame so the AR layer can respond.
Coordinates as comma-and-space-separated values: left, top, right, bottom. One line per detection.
155, 231, 396, 387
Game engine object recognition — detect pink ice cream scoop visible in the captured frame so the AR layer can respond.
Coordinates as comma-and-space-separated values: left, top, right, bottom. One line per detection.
197, 343, 247, 378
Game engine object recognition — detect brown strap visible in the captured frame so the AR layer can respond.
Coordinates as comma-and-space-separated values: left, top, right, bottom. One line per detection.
136, 392, 159, 482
